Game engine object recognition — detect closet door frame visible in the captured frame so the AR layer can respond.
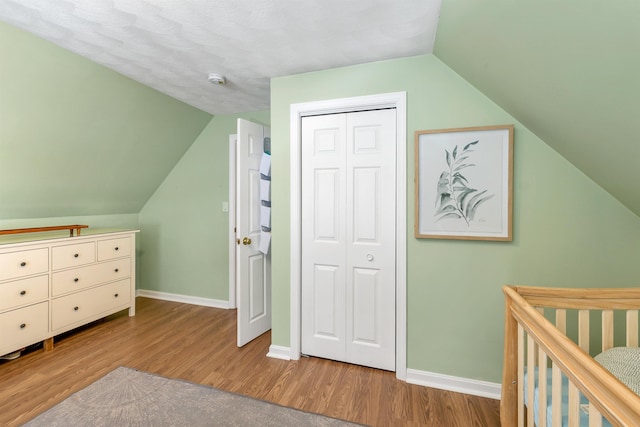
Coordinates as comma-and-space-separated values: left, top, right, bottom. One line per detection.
289, 92, 407, 380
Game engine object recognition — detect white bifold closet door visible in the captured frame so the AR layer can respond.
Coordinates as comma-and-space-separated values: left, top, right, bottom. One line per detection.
301, 109, 396, 371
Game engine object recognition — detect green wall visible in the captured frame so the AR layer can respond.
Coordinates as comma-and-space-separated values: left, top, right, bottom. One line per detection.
0, 21, 212, 220
138, 111, 270, 299
270, 55, 640, 382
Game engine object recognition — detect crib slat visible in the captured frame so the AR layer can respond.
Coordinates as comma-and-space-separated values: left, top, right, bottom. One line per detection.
627, 310, 639, 347
538, 349, 547, 427
527, 334, 536, 427
518, 325, 525, 427
535, 307, 544, 365
579, 309, 590, 352
589, 404, 603, 427
602, 310, 614, 352
552, 364, 562, 427
568, 383, 580, 427
553, 305, 566, 427
556, 308, 566, 333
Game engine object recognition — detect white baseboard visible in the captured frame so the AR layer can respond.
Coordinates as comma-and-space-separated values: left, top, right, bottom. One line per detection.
406, 368, 501, 400
263, 347, 500, 400
136, 289, 231, 309
266, 345, 292, 361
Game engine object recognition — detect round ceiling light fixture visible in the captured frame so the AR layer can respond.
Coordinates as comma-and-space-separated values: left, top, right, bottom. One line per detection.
207, 73, 226, 85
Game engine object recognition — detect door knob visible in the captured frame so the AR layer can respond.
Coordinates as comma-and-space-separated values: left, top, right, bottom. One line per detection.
242, 237, 252, 245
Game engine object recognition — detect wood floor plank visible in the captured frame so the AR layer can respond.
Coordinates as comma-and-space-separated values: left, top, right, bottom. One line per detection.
0, 297, 500, 426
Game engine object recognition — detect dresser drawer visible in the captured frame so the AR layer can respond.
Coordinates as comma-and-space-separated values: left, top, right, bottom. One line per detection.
51, 258, 130, 296
0, 248, 48, 281
52, 242, 96, 270
0, 275, 48, 312
0, 302, 48, 355
97, 237, 131, 261
51, 279, 130, 332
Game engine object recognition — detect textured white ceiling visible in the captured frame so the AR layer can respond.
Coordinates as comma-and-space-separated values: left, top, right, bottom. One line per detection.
0, 0, 441, 115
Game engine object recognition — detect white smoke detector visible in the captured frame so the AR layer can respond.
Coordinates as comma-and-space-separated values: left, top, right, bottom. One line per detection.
207, 73, 226, 85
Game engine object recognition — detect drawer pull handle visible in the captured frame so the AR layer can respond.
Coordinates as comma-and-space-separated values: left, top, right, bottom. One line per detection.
115, 268, 119, 273
114, 293, 119, 298
20, 290, 26, 296
74, 253, 79, 258
115, 247, 119, 251
20, 323, 26, 329
74, 278, 79, 283
20, 261, 27, 267
74, 306, 79, 311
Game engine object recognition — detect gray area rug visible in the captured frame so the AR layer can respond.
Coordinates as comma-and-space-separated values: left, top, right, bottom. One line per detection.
23, 367, 363, 426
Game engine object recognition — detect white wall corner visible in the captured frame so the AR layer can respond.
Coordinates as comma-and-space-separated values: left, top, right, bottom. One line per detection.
406, 368, 501, 400
136, 289, 231, 309
266, 345, 292, 361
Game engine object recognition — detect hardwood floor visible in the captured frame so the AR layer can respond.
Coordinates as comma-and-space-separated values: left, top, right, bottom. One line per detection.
0, 297, 500, 426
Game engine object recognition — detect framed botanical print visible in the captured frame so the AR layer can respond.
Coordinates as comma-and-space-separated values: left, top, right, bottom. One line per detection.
415, 125, 514, 241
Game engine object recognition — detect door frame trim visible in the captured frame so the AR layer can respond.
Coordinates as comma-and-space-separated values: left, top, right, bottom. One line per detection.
228, 134, 237, 309
289, 92, 407, 380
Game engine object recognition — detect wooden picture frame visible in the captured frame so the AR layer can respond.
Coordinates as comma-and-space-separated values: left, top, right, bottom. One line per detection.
415, 125, 514, 241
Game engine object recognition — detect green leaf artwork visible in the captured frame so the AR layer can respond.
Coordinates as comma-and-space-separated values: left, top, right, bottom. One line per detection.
435, 140, 494, 225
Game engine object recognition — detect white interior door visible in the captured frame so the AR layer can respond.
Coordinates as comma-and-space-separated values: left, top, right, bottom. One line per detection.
301, 109, 396, 371
236, 118, 271, 347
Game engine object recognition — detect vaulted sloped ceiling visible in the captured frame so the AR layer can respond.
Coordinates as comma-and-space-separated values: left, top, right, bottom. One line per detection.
3, 1, 640, 220
434, 0, 640, 216
0, 21, 212, 219
0, 0, 440, 221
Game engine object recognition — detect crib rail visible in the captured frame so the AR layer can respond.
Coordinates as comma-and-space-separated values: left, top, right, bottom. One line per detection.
501, 285, 640, 427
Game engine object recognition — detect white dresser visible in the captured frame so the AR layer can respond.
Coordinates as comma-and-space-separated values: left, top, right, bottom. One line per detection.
0, 229, 138, 356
